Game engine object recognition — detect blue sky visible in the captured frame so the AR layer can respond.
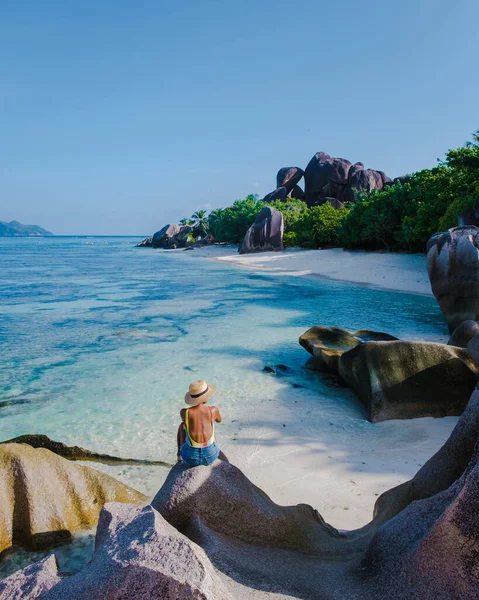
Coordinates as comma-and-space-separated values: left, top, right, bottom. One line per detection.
1, 0, 478, 235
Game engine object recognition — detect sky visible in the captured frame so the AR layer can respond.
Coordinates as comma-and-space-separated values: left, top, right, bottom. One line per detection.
1, 0, 478, 235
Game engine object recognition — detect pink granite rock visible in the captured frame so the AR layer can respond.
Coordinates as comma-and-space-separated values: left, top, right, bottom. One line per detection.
0, 556, 60, 600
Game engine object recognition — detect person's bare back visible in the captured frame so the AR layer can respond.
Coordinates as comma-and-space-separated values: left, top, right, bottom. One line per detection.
180, 404, 222, 445
177, 380, 222, 466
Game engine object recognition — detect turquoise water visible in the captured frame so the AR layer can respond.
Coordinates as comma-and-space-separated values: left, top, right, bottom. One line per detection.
1, 238, 447, 462
0, 237, 449, 575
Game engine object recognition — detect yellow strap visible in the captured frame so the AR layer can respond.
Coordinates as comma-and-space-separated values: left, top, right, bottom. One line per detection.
184, 408, 215, 448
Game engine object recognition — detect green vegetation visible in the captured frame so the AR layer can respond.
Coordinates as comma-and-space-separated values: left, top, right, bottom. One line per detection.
207, 196, 348, 248
341, 133, 479, 252
181, 131, 479, 253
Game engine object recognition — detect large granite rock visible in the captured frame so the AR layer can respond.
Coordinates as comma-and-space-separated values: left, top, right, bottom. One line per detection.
304, 152, 387, 206
239, 206, 284, 254
152, 461, 344, 556
288, 183, 305, 200
427, 226, 479, 333
300, 328, 478, 421
338, 340, 478, 422
448, 320, 479, 348
151, 392, 479, 598
5, 389, 479, 599
0, 555, 60, 600
363, 444, 479, 599
312, 197, 345, 210
299, 326, 398, 374
0, 433, 172, 468
151, 224, 181, 248
40, 503, 232, 600
276, 167, 304, 193
262, 186, 287, 203
0, 443, 146, 554
341, 168, 383, 203
135, 237, 152, 247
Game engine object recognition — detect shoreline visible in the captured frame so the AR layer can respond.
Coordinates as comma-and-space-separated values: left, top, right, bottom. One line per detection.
213, 247, 432, 296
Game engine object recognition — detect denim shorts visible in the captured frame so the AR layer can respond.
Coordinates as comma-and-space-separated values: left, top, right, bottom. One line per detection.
180, 442, 220, 466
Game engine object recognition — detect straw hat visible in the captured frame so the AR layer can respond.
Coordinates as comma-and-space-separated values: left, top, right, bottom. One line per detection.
185, 380, 217, 407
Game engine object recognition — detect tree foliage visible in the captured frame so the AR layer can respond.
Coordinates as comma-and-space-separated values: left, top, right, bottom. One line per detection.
341, 138, 479, 252
182, 130, 479, 254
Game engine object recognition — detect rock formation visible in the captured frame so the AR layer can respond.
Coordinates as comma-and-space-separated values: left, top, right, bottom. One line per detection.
4, 387, 479, 598
1, 434, 172, 468
276, 166, 304, 192
138, 224, 216, 250
339, 340, 478, 421
239, 206, 284, 254
135, 237, 152, 247
44, 504, 231, 600
151, 224, 193, 249
448, 320, 479, 348
0, 443, 146, 555
299, 326, 398, 374
0, 555, 60, 600
427, 225, 479, 333
300, 327, 479, 421
262, 155, 393, 208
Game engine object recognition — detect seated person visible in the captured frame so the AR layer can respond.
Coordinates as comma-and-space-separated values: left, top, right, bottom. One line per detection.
177, 380, 222, 466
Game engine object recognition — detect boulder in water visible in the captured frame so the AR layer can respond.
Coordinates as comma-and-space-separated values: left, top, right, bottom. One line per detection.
239, 206, 284, 254
151, 224, 181, 248
135, 237, 152, 247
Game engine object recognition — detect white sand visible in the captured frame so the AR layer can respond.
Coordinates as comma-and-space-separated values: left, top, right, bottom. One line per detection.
216, 247, 432, 295
211, 246, 456, 531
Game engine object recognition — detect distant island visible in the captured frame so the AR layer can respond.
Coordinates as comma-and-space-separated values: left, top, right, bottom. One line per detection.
0, 220, 53, 237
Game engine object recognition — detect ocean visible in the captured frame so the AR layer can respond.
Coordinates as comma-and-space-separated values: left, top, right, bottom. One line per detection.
0, 236, 450, 575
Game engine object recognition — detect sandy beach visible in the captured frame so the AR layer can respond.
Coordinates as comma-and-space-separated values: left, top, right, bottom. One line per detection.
216, 247, 432, 296
210, 247, 455, 531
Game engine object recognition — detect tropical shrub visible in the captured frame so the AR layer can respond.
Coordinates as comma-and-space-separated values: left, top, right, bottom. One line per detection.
341, 137, 479, 252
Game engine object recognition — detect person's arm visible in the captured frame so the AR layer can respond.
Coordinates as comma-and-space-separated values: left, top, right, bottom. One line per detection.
180, 408, 186, 422
211, 406, 222, 423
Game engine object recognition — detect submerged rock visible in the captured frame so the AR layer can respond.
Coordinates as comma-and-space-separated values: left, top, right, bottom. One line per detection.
427, 226, 479, 333
239, 206, 284, 254
339, 340, 478, 422
0, 444, 146, 554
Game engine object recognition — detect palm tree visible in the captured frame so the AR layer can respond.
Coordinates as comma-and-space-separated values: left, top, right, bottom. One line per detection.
191, 210, 209, 233
208, 208, 223, 222
179, 218, 194, 227
465, 130, 479, 148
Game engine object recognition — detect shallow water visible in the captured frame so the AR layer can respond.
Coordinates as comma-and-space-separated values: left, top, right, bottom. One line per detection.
0, 237, 449, 576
